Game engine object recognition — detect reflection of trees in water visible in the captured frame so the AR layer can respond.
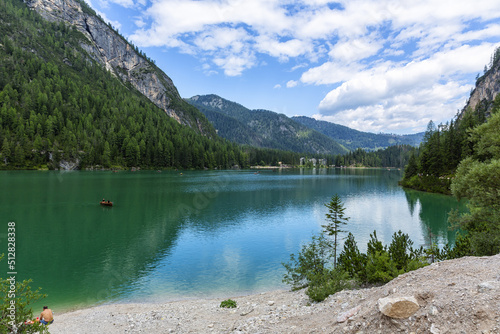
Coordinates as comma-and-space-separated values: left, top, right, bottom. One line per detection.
404, 188, 419, 217
9, 172, 187, 311
403, 188, 464, 248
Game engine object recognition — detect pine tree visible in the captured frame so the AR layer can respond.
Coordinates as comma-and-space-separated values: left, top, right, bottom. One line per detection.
338, 232, 365, 278
322, 194, 349, 268
1, 138, 11, 164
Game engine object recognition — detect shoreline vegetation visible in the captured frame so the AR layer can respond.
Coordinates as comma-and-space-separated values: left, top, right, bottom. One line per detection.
0, 165, 404, 171
397, 94, 500, 259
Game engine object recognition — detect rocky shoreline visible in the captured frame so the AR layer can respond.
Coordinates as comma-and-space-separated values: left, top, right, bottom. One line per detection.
48, 254, 500, 333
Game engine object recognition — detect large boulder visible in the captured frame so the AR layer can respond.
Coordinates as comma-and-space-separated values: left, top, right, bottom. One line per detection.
378, 296, 420, 318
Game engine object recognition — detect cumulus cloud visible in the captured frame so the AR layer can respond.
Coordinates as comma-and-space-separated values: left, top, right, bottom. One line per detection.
328, 34, 384, 63
213, 51, 257, 76
118, 0, 500, 132
133, 17, 146, 28
315, 43, 495, 132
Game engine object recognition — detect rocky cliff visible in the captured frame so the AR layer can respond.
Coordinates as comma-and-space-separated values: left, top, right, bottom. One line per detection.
463, 48, 500, 116
24, 0, 213, 135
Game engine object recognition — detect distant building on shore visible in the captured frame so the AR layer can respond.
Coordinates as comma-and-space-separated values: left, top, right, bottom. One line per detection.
300, 158, 327, 167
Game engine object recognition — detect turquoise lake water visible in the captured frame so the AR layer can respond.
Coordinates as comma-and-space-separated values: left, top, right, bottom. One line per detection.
0, 169, 462, 312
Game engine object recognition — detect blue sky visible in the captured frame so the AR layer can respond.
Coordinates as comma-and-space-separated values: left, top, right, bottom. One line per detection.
84, 0, 500, 134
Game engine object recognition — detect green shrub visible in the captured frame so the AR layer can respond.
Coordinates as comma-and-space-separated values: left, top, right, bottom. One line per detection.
366, 230, 385, 256
388, 230, 426, 271
219, 299, 237, 308
282, 234, 333, 290
443, 232, 473, 259
365, 251, 399, 284
338, 232, 366, 279
400, 175, 452, 195
306, 268, 352, 302
388, 230, 413, 270
0, 256, 49, 334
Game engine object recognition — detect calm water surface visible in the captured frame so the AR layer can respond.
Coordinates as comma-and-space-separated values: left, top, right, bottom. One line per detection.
0, 169, 462, 311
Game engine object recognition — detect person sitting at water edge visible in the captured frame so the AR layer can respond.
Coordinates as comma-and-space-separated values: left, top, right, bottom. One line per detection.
40, 306, 54, 325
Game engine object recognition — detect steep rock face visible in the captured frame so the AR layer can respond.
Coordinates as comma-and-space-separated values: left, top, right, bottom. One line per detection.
24, 0, 209, 133
463, 57, 500, 115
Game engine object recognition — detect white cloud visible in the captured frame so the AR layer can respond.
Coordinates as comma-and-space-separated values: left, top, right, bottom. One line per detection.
329, 34, 384, 63
109, 0, 135, 7
213, 51, 257, 76
290, 63, 308, 71
300, 60, 365, 85
274, 84, 282, 89
194, 27, 249, 52
255, 36, 312, 62
313, 43, 495, 132
456, 24, 500, 43
318, 43, 495, 114
312, 86, 466, 134
134, 17, 146, 28
117, 0, 500, 131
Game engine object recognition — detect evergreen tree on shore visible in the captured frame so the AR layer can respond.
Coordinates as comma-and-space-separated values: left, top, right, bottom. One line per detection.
322, 194, 349, 268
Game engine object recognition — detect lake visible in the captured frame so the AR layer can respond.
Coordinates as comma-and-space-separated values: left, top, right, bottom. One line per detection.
0, 169, 462, 312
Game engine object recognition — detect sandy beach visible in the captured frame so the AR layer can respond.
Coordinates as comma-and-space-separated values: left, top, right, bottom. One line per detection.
46, 254, 500, 333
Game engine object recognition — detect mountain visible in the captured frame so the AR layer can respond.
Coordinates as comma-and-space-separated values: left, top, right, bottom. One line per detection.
399, 48, 500, 256
400, 46, 500, 194
187, 95, 349, 155
23, 0, 214, 135
0, 0, 249, 170
187, 94, 422, 154
292, 116, 423, 151
462, 47, 500, 118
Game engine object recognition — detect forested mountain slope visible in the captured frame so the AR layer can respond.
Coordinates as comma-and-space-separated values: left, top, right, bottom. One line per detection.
0, 0, 246, 169
187, 95, 349, 155
399, 47, 500, 255
292, 116, 423, 151
23, 0, 214, 135
401, 47, 500, 194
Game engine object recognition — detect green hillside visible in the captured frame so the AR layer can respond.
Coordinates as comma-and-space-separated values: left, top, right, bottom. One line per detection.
292, 116, 423, 151
0, 0, 245, 169
187, 95, 349, 155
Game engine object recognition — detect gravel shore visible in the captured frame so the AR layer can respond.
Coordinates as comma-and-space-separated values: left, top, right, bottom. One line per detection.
48, 254, 500, 333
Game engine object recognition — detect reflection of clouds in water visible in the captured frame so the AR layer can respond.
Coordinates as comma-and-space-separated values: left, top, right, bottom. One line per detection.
114, 171, 458, 306
220, 245, 244, 282
280, 190, 428, 253
338, 193, 423, 252
312, 201, 325, 229
182, 172, 350, 194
